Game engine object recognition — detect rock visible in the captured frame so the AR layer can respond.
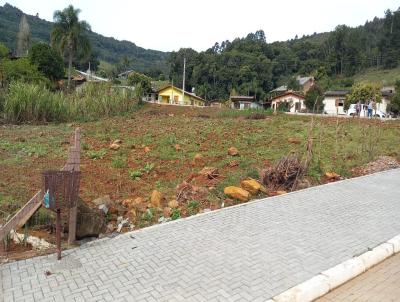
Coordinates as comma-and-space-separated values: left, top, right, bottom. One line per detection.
199, 167, 219, 179
112, 139, 122, 145
109, 143, 120, 150
241, 179, 262, 195
174, 144, 182, 151
223, 186, 250, 202
76, 199, 106, 239
117, 218, 130, 233
276, 190, 287, 195
228, 160, 239, 167
91, 195, 112, 207
325, 172, 340, 180
228, 147, 239, 156
163, 207, 172, 218
98, 204, 108, 214
144, 146, 151, 153
168, 199, 179, 209
150, 190, 163, 208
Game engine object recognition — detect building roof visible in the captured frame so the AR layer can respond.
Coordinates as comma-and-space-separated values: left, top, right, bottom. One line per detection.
270, 91, 305, 102
271, 85, 288, 92
324, 90, 350, 97
157, 85, 205, 102
297, 76, 313, 86
230, 96, 255, 102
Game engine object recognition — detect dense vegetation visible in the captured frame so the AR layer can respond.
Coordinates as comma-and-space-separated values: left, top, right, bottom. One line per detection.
0, 3, 169, 73
169, 9, 400, 101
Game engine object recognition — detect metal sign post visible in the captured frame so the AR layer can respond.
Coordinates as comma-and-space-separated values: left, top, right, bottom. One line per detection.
43, 170, 80, 260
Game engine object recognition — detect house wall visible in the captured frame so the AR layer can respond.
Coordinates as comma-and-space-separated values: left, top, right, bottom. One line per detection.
158, 87, 205, 106
271, 95, 305, 113
231, 101, 262, 110
377, 97, 390, 114
323, 96, 346, 115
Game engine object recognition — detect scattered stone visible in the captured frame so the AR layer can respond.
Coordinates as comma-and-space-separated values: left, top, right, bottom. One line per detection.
351, 156, 400, 176
202, 208, 212, 213
109, 143, 120, 150
112, 139, 122, 145
228, 147, 239, 156
91, 195, 112, 207
241, 179, 262, 195
174, 144, 182, 151
228, 160, 239, 167
10, 230, 54, 250
117, 218, 130, 233
325, 172, 340, 180
168, 113, 175, 117
150, 190, 163, 208
77, 199, 106, 239
199, 167, 219, 179
144, 146, 151, 153
168, 199, 179, 209
98, 204, 108, 214
223, 186, 250, 201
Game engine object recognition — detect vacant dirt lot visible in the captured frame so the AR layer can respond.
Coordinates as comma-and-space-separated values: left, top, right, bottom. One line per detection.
1, 104, 400, 233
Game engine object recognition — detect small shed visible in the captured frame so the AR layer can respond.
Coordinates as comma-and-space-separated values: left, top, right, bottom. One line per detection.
230, 96, 262, 110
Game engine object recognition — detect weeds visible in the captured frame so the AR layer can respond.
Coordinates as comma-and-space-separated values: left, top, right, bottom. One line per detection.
87, 149, 107, 160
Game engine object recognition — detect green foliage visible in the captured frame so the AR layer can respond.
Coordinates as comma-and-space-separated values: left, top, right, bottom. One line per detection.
346, 83, 382, 109
0, 42, 9, 58
387, 80, 400, 115
171, 208, 181, 220
304, 85, 324, 112
127, 71, 152, 93
29, 43, 64, 80
187, 200, 200, 216
3, 81, 68, 122
87, 149, 107, 160
128, 169, 142, 180
112, 155, 127, 168
0, 57, 49, 87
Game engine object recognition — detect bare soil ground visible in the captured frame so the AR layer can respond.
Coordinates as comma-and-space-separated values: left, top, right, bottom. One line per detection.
1, 104, 400, 259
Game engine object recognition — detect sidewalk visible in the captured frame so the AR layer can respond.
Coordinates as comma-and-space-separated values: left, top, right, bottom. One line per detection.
1, 169, 400, 301
316, 252, 400, 302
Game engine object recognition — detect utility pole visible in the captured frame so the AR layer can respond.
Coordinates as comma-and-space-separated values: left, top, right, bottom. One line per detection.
182, 57, 186, 105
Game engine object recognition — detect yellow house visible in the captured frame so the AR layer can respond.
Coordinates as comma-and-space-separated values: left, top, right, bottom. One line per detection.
157, 85, 205, 107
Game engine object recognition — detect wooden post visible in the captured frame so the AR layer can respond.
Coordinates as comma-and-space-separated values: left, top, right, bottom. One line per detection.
67, 128, 80, 246
56, 209, 61, 260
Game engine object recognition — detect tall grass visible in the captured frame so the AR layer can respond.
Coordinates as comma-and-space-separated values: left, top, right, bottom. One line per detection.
3, 81, 69, 123
1, 81, 137, 123
218, 108, 273, 118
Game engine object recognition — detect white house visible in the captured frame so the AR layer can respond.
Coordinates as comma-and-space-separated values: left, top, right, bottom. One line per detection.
270, 91, 305, 113
323, 90, 348, 115
230, 96, 263, 110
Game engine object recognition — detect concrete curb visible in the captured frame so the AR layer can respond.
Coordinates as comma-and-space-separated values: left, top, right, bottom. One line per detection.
270, 234, 400, 302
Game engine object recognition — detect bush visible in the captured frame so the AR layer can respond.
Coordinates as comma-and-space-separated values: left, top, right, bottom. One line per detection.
4, 81, 69, 123
29, 43, 64, 81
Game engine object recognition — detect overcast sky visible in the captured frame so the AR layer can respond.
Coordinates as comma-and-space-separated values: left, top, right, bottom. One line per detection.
1, 0, 399, 52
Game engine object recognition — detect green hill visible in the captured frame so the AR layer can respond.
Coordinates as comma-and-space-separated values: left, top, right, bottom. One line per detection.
0, 3, 169, 73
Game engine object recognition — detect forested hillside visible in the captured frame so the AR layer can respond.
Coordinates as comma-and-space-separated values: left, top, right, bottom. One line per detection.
0, 3, 169, 72
169, 9, 400, 101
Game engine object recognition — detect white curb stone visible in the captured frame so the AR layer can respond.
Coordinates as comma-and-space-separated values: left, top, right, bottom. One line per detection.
358, 242, 394, 270
273, 275, 330, 302
320, 257, 365, 290
387, 235, 400, 253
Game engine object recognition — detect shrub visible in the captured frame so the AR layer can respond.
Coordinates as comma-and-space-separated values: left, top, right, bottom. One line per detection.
3, 81, 69, 123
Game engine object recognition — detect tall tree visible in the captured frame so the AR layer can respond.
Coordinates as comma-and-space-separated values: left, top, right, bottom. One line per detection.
51, 5, 91, 89
16, 15, 30, 57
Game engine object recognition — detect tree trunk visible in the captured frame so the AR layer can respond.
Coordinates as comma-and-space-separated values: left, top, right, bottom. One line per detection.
67, 50, 73, 90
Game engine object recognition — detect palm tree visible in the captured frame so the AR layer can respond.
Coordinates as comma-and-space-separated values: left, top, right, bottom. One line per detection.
51, 5, 91, 89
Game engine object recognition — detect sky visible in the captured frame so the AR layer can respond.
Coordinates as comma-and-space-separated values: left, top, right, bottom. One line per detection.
1, 0, 399, 52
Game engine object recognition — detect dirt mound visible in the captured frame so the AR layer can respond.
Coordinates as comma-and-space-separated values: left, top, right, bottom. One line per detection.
351, 156, 400, 176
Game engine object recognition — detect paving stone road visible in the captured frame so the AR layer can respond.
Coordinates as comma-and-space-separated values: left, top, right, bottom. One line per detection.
1, 169, 400, 302
316, 253, 400, 302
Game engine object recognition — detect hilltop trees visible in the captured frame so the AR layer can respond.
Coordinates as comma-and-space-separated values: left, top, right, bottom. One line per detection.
51, 5, 91, 89
379, 9, 400, 68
